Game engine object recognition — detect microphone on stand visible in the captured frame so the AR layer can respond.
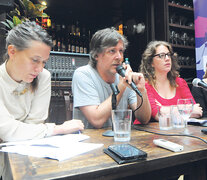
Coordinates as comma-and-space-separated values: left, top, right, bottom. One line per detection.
192, 78, 207, 90
102, 83, 119, 137
110, 83, 119, 110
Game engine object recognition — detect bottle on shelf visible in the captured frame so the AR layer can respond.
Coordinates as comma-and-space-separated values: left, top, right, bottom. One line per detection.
79, 26, 84, 54
61, 24, 66, 38
79, 37, 84, 54
75, 21, 80, 53
56, 24, 61, 40
61, 24, 67, 52
61, 37, 66, 52
57, 37, 61, 52
67, 25, 72, 52
49, 20, 90, 53
71, 24, 76, 53
53, 38, 57, 51
82, 27, 89, 54
51, 22, 57, 51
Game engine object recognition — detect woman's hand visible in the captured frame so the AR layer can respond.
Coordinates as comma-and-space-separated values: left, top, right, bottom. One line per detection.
190, 103, 203, 118
53, 119, 84, 135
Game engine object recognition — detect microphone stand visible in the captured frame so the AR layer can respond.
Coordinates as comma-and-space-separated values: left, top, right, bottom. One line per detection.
102, 83, 119, 137
111, 83, 119, 110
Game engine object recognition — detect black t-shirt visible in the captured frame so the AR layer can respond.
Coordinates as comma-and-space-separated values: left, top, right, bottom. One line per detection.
191, 86, 207, 117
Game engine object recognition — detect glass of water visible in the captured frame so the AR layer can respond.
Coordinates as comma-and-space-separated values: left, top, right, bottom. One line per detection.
177, 98, 194, 134
112, 109, 132, 142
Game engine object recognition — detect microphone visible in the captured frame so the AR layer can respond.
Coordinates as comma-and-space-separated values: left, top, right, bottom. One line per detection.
116, 65, 142, 97
192, 78, 207, 89
110, 83, 119, 95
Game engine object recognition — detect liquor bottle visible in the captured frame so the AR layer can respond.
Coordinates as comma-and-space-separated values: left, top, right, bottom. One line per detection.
79, 27, 84, 54
61, 24, 66, 38
61, 37, 66, 52
71, 24, 76, 53
57, 37, 61, 52
51, 22, 57, 51
79, 36, 84, 54
82, 27, 88, 54
52, 38, 57, 51
67, 25, 72, 52
75, 21, 80, 53
56, 24, 61, 41
61, 24, 67, 52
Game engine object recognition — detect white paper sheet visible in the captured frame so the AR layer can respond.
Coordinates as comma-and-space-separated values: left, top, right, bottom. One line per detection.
0, 134, 103, 161
0, 134, 90, 147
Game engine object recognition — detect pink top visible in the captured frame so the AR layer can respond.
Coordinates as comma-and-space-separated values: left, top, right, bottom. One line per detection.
146, 77, 195, 119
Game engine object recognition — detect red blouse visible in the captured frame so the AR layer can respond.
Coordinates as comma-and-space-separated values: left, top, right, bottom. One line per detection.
146, 77, 195, 119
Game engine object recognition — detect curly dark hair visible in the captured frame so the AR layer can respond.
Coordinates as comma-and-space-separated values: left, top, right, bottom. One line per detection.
140, 41, 180, 87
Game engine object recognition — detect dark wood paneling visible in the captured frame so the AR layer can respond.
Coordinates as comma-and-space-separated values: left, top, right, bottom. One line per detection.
0, 13, 6, 65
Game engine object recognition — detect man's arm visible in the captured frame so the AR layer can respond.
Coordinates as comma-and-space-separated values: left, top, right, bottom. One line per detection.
124, 66, 151, 124
130, 89, 151, 124
80, 79, 127, 128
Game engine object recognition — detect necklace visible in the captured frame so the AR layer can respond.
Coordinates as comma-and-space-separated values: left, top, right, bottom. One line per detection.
12, 83, 29, 96
13, 88, 29, 96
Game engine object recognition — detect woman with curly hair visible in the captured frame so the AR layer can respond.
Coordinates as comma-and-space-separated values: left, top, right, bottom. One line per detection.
139, 40, 202, 121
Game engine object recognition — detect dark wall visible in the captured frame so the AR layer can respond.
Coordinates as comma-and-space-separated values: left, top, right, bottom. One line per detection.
0, 0, 14, 64
46, 0, 155, 72
0, 12, 6, 65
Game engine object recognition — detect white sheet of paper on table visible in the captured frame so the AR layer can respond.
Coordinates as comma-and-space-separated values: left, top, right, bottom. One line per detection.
0, 134, 103, 161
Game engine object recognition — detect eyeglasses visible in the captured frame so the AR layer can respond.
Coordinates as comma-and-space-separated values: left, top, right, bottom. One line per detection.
153, 52, 174, 60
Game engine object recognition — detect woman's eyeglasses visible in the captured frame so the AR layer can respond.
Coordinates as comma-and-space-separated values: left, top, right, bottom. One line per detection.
153, 52, 174, 60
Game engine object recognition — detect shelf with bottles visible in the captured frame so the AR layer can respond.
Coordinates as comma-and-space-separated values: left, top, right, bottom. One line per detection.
169, 22, 195, 48
174, 47, 196, 69
169, 23, 194, 30
177, 56, 196, 69
169, 30, 195, 48
168, 0, 195, 50
168, 1, 193, 11
168, 1, 194, 31
48, 20, 90, 55
168, 10, 194, 30
169, 28, 195, 48
171, 44, 195, 49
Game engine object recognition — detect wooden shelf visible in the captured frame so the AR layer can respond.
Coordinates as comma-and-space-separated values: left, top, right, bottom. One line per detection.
168, 2, 193, 11
180, 65, 195, 69
169, 23, 194, 30
172, 44, 195, 49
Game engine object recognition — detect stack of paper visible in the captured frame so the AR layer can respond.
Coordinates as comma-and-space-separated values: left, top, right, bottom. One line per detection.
0, 134, 103, 161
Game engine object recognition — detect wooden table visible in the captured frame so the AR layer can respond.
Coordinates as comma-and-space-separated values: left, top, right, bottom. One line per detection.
6, 123, 207, 180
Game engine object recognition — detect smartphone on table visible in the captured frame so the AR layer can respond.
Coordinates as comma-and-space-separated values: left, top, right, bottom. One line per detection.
108, 144, 147, 160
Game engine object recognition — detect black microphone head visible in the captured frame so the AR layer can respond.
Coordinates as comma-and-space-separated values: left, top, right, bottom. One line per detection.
116, 65, 125, 77
192, 78, 201, 87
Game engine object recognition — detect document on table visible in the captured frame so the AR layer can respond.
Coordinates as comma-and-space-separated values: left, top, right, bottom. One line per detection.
187, 118, 207, 126
0, 134, 103, 161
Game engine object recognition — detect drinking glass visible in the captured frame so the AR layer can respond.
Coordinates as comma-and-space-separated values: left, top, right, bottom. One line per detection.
112, 109, 132, 142
177, 98, 194, 134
